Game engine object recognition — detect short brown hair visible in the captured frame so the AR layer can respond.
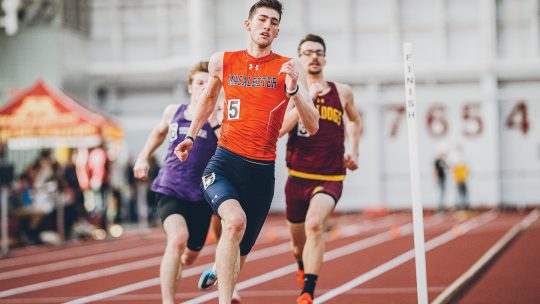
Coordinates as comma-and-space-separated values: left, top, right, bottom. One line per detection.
297, 34, 326, 56
188, 61, 209, 84
248, 0, 283, 21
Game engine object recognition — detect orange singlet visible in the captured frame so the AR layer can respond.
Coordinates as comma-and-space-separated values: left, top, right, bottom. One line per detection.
219, 50, 291, 161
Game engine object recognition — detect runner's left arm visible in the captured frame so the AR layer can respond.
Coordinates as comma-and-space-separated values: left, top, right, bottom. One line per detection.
339, 83, 361, 170
280, 59, 319, 135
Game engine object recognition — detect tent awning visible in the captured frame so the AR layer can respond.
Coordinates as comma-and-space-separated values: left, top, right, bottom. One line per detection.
0, 80, 123, 145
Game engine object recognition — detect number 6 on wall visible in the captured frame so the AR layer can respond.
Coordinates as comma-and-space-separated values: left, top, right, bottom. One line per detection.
227, 99, 240, 120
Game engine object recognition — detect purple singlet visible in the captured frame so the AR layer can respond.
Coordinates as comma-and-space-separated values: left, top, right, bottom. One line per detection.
151, 104, 218, 202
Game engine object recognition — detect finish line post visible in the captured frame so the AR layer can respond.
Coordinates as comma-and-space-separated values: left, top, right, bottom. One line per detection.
403, 42, 429, 304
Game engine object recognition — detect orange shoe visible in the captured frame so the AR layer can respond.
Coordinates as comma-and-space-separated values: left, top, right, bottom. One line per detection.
296, 269, 305, 289
296, 292, 313, 304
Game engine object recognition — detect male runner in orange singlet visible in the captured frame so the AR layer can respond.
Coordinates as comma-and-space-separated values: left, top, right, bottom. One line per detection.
280, 34, 362, 304
174, 1, 319, 303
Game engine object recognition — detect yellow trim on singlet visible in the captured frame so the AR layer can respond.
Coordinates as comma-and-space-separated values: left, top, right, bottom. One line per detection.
288, 169, 345, 181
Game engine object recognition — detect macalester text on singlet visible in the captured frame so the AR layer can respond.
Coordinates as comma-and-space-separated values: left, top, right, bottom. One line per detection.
227, 74, 277, 89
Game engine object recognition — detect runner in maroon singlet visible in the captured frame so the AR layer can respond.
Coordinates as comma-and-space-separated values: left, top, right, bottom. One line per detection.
280, 34, 362, 304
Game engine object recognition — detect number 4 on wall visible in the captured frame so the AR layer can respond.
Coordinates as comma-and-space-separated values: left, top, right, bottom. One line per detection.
505, 101, 530, 135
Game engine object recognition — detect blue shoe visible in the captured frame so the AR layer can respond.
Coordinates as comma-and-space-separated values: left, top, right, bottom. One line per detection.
198, 267, 218, 290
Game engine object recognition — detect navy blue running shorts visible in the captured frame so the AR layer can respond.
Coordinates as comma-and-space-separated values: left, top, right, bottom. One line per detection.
200, 147, 275, 256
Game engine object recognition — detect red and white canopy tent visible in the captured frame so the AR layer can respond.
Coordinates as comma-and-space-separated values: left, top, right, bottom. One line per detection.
0, 80, 123, 149
0, 81, 124, 252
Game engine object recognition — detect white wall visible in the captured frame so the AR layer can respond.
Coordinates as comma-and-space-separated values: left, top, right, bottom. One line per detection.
498, 82, 540, 206
83, 0, 540, 209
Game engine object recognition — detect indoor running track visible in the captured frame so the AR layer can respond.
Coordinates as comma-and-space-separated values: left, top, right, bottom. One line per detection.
0, 209, 538, 304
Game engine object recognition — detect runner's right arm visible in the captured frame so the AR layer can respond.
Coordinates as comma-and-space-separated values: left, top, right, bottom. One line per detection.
134, 104, 178, 179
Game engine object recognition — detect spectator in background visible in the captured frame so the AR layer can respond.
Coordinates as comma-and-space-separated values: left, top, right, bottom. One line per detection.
77, 144, 110, 229
452, 145, 470, 210
10, 167, 39, 245
7, 174, 30, 246
434, 152, 448, 212
63, 149, 85, 219
0, 142, 14, 188
87, 143, 109, 215
17, 173, 33, 208
76, 147, 90, 191
453, 161, 470, 210
38, 161, 80, 241
25, 150, 58, 244
8, 150, 93, 246
31, 151, 56, 216
125, 156, 138, 223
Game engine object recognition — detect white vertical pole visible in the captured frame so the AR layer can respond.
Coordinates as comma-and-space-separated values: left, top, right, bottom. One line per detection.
1, 186, 8, 256
403, 43, 429, 304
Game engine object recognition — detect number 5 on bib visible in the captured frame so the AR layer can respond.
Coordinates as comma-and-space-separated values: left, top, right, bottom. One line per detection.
228, 99, 240, 120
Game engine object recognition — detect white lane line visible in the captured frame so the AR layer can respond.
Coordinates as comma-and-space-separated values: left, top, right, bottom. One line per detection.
64, 216, 411, 304
181, 215, 445, 304
0, 241, 219, 299
0, 256, 162, 298
0, 242, 167, 280
0, 287, 449, 303
208, 286, 447, 298
63, 242, 292, 304
1, 215, 398, 271
314, 211, 498, 303
3, 227, 308, 298
0, 236, 164, 270
432, 209, 540, 304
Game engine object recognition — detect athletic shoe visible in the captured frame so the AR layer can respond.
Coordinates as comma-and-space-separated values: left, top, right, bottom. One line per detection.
296, 268, 305, 289
198, 266, 218, 290
231, 288, 242, 304
296, 292, 313, 304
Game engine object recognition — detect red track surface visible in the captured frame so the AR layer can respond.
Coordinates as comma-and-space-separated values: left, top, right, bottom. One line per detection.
0, 210, 538, 304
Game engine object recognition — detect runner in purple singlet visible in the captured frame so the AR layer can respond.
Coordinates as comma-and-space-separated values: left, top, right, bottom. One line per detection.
133, 61, 222, 303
